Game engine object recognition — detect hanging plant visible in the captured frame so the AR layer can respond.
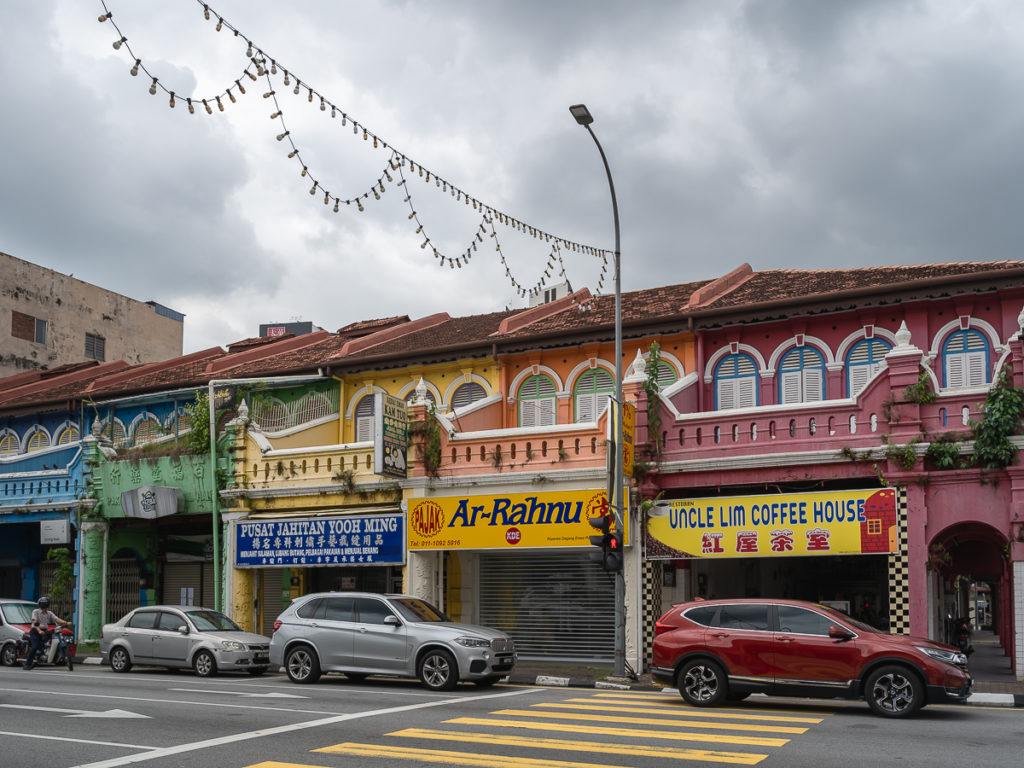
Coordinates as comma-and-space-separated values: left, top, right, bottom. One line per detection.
643, 342, 664, 457
407, 403, 442, 477
971, 364, 1024, 470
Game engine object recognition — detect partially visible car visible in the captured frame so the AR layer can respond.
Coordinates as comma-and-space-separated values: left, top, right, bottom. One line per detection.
100, 605, 271, 677
652, 597, 972, 718
269, 592, 517, 690
0, 598, 38, 666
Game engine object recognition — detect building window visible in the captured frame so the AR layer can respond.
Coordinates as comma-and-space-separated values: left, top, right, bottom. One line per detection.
25, 429, 51, 452
450, 382, 486, 410
846, 338, 892, 397
655, 361, 678, 387
867, 519, 882, 536
133, 417, 163, 445
85, 333, 106, 361
0, 431, 18, 455
574, 368, 613, 422
714, 353, 759, 410
942, 329, 989, 388
11, 311, 46, 344
518, 374, 557, 427
778, 346, 826, 404
56, 426, 80, 445
354, 395, 375, 442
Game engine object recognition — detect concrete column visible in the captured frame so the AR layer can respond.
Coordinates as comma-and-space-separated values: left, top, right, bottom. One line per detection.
904, 484, 929, 637
79, 521, 107, 642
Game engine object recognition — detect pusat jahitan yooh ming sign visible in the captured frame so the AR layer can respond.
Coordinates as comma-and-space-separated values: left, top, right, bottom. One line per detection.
645, 488, 896, 559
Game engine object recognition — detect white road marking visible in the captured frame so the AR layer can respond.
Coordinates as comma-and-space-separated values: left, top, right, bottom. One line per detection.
0, 704, 149, 718
0, 730, 157, 750
68, 687, 539, 768
167, 688, 308, 698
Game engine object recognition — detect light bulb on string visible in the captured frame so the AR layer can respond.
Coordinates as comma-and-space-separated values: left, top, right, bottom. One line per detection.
270, 110, 281, 119
130, 59, 140, 76
203, 99, 212, 114
187, 98, 194, 114
263, 90, 276, 99
234, 80, 245, 94
112, 37, 126, 50
227, 89, 236, 103
357, 200, 364, 212
310, 183, 317, 195
276, 131, 290, 141
333, 200, 339, 213
320, 97, 326, 111
216, 96, 224, 111
246, 69, 257, 82
331, 106, 336, 117
149, 78, 158, 95
308, 88, 313, 103
288, 149, 298, 158
300, 166, 307, 176
216, 18, 223, 32
169, 92, 175, 108
283, 72, 290, 86
270, 61, 277, 74
203, 5, 209, 21
98, 12, 110, 22
246, 42, 253, 57
324, 191, 330, 205
293, 82, 300, 95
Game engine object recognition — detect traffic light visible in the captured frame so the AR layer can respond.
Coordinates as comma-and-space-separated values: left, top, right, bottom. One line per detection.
588, 513, 623, 572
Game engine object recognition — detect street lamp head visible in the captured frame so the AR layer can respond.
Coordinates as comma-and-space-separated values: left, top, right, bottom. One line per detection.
569, 104, 594, 126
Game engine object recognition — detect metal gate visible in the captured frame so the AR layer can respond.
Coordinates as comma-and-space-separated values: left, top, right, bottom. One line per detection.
106, 557, 140, 623
39, 560, 75, 619
479, 550, 614, 661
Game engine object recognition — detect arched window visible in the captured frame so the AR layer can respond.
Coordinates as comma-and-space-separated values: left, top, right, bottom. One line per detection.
354, 395, 375, 442
574, 368, 613, 422
451, 382, 486, 410
714, 353, 759, 410
133, 417, 162, 445
942, 329, 990, 388
846, 338, 892, 397
655, 361, 678, 387
0, 430, 19, 455
25, 429, 51, 452
778, 346, 826, 404
56, 426, 79, 445
518, 374, 557, 427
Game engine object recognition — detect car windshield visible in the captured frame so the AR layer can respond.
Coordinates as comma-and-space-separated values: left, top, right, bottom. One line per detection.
186, 610, 242, 632
1, 603, 34, 623
390, 598, 450, 623
817, 604, 881, 634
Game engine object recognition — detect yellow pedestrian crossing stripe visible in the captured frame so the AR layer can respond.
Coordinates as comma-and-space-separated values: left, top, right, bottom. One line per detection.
316, 729, 768, 764
536, 700, 825, 723
444, 716, 789, 747
242, 689, 830, 768
488, 708, 811, 733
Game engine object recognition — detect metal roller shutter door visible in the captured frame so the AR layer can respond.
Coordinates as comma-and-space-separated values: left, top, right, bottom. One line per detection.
260, 569, 285, 635
162, 562, 203, 606
478, 550, 614, 661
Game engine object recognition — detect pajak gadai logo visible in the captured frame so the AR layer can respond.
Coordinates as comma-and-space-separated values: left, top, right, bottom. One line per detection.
411, 501, 445, 539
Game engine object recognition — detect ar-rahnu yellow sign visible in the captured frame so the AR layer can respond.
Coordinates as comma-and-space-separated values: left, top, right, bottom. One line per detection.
645, 488, 897, 560
409, 489, 626, 551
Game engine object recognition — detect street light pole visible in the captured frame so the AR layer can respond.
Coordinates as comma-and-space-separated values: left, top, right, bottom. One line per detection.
570, 103, 625, 678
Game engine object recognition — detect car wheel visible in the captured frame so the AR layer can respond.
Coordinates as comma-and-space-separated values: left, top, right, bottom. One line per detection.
247, 666, 268, 676
193, 650, 217, 678
110, 646, 132, 673
419, 649, 458, 691
678, 658, 727, 707
473, 675, 503, 688
1, 643, 16, 667
285, 645, 321, 684
865, 665, 923, 718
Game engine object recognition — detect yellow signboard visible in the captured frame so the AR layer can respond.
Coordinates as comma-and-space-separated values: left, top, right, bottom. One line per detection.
409, 489, 627, 551
617, 401, 636, 478
645, 488, 897, 559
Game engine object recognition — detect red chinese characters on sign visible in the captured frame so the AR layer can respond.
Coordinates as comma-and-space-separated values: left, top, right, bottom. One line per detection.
806, 527, 831, 552
701, 532, 725, 554
735, 531, 759, 554
770, 529, 794, 553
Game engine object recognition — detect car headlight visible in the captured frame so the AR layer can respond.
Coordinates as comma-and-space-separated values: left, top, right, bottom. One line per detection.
220, 640, 245, 651
454, 636, 492, 648
915, 645, 966, 666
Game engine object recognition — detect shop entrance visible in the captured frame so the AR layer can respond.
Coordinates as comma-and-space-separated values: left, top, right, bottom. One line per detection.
306, 565, 402, 594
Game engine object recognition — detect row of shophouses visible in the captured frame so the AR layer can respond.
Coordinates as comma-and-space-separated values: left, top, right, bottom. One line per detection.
2, 260, 1024, 679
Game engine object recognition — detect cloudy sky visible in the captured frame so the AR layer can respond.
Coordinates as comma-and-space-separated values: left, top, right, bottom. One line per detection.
4, 1, 1024, 354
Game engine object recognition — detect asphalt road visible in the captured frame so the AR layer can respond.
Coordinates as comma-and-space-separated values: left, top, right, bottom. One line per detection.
0, 664, 1021, 768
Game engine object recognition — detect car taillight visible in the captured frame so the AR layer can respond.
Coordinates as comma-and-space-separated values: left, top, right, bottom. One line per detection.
272, 620, 282, 633
654, 619, 675, 636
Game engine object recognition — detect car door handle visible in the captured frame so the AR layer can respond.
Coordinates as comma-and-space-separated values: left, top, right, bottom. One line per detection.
359, 627, 367, 633
710, 632, 731, 638
309, 622, 319, 627
776, 636, 795, 643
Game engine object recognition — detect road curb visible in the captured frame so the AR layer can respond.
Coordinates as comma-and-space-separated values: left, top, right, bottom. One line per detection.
967, 692, 1023, 708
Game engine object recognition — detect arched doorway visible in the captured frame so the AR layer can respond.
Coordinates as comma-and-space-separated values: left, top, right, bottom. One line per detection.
929, 521, 1013, 672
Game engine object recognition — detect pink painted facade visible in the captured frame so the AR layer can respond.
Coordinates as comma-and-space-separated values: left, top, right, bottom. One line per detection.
637, 275, 1024, 678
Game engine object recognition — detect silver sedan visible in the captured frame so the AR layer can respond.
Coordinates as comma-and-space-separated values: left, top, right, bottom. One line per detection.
100, 605, 271, 677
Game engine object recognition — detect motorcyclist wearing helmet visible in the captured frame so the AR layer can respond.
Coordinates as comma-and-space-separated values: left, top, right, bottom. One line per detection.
23, 597, 70, 670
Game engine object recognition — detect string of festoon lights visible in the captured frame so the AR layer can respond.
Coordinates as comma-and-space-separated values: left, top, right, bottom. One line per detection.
97, 0, 611, 305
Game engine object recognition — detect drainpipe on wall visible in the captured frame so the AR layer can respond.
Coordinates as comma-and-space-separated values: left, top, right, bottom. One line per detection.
207, 372, 325, 613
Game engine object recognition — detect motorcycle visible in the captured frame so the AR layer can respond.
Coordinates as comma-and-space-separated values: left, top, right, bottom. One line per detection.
17, 624, 76, 671
953, 616, 974, 656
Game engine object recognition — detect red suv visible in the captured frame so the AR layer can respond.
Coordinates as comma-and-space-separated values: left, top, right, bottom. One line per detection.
652, 598, 971, 718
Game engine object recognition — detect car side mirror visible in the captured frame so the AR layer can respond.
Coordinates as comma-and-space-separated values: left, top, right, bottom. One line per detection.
177, 625, 190, 635
828, 625, 854, 640
384, 615, 401, 627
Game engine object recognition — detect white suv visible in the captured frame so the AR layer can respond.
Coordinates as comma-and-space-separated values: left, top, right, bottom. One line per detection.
269, 592, 516, 690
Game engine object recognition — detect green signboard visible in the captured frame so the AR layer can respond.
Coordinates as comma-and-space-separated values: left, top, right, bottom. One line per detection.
374, 392, 408, 478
